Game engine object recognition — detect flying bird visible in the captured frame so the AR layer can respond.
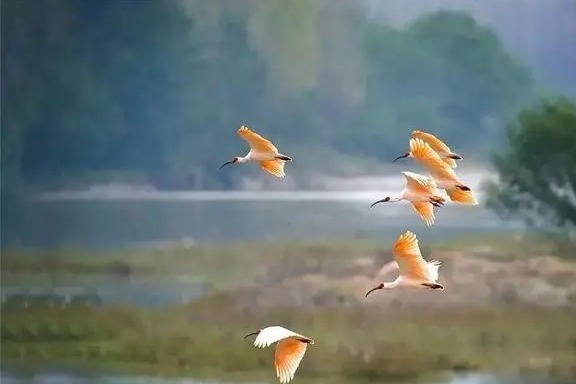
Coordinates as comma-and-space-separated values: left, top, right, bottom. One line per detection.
398, 138, 477, 205
365, 230, 444, 296
370, 171, 446, 226
394, 130, 463, 169
244, 326, 314, 383
219, 125, 292, 177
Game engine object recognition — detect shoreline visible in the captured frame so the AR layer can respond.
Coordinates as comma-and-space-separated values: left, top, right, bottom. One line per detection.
2, 304, 575, 382
2, 235, 576, 381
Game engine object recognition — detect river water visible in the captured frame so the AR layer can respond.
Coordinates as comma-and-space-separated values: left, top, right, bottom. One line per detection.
3, 171, 519, 250
0, 370, 570, 384
2, 175, 523, 307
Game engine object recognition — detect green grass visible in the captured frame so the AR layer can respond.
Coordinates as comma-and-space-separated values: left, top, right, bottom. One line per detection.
1, 241, 387, 289
1, 234, 566, 290
2, 299, 576, 381
3, 236, 576, 380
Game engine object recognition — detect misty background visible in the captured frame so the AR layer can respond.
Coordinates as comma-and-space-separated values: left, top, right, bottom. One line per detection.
2, 0, 575, 249
1, 2, 576, 384
3, 0, 575, 192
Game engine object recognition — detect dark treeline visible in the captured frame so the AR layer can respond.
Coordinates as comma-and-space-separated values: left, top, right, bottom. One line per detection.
2, 0, 538, 192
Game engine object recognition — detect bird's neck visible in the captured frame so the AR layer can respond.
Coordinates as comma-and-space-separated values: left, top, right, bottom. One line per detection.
389, 195, 403, 203
383, 279, 400, 289
237, 156, 249, 163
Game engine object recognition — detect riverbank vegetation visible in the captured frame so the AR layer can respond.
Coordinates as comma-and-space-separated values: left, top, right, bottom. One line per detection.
485, 97, 576, 239
3, 235, 576, 380
0, 232, 564, 283
2, 301, 576, 381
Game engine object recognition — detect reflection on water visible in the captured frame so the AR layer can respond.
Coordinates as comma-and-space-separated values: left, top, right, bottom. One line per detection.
5, 189, 520, 250
0, 370, 240, 384
1, 277, 210, 308
0, 370, 571, 384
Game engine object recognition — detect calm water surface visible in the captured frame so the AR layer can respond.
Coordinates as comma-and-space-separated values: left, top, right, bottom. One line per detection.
2, 186, 521, 305
5, 186, 520, 250
0, 370, 569, 384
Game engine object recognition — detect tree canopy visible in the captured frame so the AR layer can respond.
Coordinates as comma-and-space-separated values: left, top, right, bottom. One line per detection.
1, 0, 536, 193
485, 97, 576, 236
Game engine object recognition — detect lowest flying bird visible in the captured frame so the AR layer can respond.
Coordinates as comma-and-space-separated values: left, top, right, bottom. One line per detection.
365, 230, 444, 296
394, 129, 463, 169
244, 326, 314, 383
219, 125, 292, 178
370, 171, 446, 227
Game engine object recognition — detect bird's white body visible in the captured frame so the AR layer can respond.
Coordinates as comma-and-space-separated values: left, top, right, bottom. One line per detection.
432, 177, 459, 191
241, 149, 282, 162
380, 259, 441, 289
391, 172, 443, 202
246, 326, 314, 383
371, 172, 445, 226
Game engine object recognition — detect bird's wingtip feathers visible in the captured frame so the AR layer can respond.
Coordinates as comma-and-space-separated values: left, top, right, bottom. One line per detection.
401, 230, 417, 240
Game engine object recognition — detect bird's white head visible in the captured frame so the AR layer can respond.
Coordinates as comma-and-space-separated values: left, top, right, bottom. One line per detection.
219, 157, 241, 170
243, 329, 261, 339
364, 282, 396, 297
370, 196, 391, 208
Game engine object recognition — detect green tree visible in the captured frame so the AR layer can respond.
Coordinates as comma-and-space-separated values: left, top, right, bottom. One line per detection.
343, 10, 535, 161
408, 11, 535, 152
485, 97, 576, 234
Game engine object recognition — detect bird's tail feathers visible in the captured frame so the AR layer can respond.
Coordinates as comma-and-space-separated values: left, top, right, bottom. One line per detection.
429, 195, 446, 207
447, 152, 463, 160
456, 184, 471, 191
274, 154, 292, 161
428, 259, 441, 267
446, 188, 478, 205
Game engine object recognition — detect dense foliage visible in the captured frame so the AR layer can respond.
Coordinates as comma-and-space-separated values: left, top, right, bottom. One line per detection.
485, 97, 576, 236
2, 0, 536, 192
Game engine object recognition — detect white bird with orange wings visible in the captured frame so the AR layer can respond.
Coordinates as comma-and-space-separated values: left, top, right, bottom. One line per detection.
370, 171, 446, 226
394, 129, 463, 169
219, 125, 292, 177
365, 230, 444, 296
244, 326, 314, 383
396, 138, 478, 205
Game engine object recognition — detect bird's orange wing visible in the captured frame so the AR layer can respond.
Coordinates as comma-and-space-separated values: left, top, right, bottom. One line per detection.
402, 172, 435, 195
411, 130, 458, 169
410, 202, 435, 227
411, 130, 452, 154
237, 125, 278, 153
260, 160, 286, 178
409, 138, 458, 182
392, 230, 431, 281
274, 337, 308, 383
442, 157, 458, 169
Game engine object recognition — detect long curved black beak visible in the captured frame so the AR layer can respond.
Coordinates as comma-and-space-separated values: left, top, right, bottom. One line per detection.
370, 199, 387, 208
219, 160, 234, 170
393, 152, 409, 163
365, 286, 381, 298
243, 331, 259, 339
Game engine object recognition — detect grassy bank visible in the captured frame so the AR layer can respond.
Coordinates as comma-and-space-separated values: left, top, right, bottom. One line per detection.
2, 300, 576, 381
0, 233, 565, 287
2, 236, 576, 380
